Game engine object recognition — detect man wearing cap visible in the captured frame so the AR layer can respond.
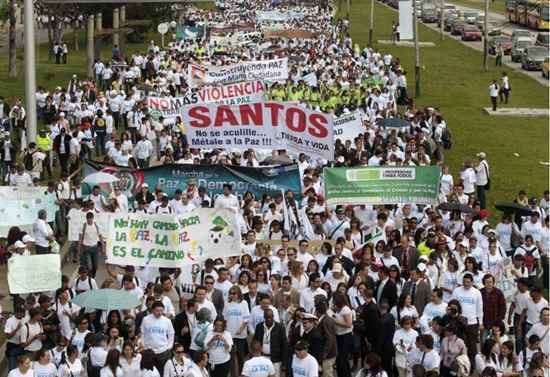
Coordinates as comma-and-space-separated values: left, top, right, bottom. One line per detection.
291, 340, 319, 377
475, 152, 490, 210
452, 273, 483, 365
135, 183, 155, 206
214, 183, 239, 213
323, 263, 348, 292
73, 266, 98, 294
297, 313, 323, 364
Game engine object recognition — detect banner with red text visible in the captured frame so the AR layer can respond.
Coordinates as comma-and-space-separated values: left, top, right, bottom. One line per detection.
181, 102, 334, 160
147, 81, 265, 121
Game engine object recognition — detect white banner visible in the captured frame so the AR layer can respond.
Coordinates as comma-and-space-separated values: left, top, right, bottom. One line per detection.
187, 58, 288, 87
302, 72, 318, 87
8, 255, 61, 294
181, 101, 334, 160
256, 10, 305, 22
333, 111, 365, 143
147, 81, 266, 121
399, 0, 414, 40
106, 209, 241, 268
0, 186, 58, 237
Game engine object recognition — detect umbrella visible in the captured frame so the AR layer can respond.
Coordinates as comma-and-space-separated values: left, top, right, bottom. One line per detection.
72, 289, 140, 311
437, 202, 475, 214
495, 202, 535, 217
380, 118, 411, 129
262, 155, 293, 165
82, 172, 119, 186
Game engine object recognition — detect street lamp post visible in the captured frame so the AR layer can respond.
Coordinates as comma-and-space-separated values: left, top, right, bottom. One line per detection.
483, 0, 489, 70
24, 0, 37, 143
413, 0, 421, 97
369, 0, 374, 46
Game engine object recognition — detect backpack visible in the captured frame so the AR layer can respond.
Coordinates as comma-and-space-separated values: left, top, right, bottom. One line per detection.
24, 152, 34, 171
442, 128, 452, 149
194, 323, 209, 349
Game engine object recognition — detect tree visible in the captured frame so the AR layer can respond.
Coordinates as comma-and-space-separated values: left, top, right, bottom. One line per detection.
8, 0, 16, 78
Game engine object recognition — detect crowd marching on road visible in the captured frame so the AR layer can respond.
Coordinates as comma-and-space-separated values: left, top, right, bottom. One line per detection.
0, 1, 548, 377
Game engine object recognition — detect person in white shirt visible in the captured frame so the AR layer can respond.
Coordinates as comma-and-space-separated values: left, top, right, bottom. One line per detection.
6, 165, 32, 187
242, 340, 276, 377
475, 152, 490, 210
33, 209, 54, 254
249, 294, 280, 335
204, 318, 233, 375
413, 334, 441, 372
291, 340, 319, 377
223, 286, 250, 375
163, 343, 190, 377
184, 351, 210, 377
32, 349, 58, 377
7, 354, 33, 377
56, 288, 80, 341
520, 287, 549, 337
20, 308, 45, 353
140, 301, 175, 373
393, 316, 418, 377
58, 345, 85, 377
139, 350, 161, 377
525, 306, 549, 356
133, 135, 154, 168
73, 266, 98, 294
100, 349, 124, 377
452, 273, 484, 365
299, 273, 327, 314
214, 184, 240, 214
77, 212, 104, 278
4, 306, 25, 371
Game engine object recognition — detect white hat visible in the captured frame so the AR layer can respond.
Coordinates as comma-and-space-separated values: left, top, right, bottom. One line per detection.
142, 183, 149, 188
22, 235, 35, 243
416, 263, 427, 273
59, 112, 65, 117
476, 152, 486, 159
303, 313, 318, 320
332, 263, 343, 273
14, 240, 26, 249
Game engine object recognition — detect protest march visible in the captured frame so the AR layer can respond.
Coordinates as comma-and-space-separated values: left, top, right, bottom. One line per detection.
0, 0, 548, 377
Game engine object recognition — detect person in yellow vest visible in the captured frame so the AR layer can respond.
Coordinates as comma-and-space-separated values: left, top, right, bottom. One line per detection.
36, 129, 52, 179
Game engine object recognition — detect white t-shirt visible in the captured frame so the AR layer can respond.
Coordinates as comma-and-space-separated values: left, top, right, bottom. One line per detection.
71, 329, 90, 354
56, 301, 80, 340
333, 305, 353, 335
242, 356, 275, 377
526, 322, 549, 355
139, 367, 160, 377
59, 359, 85, 377
100, 366, 124, 377
140, 314, 175, 353
291, 354, 319, 377
120, 354, 141, 377
34, 219, 53, 247
223, 301, 250, 339
204, 330, 233, 365
4, 316, 23, 344
525, 298, 549, 325
32, 362, 58, 377
7, 368, 34, 377
163, 357, 189, 377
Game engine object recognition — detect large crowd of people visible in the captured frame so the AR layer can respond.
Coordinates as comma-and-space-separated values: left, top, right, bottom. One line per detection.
0, 1, 548, 377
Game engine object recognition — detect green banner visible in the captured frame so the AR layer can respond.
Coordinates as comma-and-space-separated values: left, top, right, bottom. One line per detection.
324, 166, 440, 205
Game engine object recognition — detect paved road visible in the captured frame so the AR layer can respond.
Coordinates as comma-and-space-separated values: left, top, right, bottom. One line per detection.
422, 2, 549, 86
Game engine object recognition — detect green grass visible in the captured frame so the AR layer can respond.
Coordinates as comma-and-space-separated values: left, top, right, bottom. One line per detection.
449, 0, 506, 15
340, 0, 549, 215
0, 30, 164, 102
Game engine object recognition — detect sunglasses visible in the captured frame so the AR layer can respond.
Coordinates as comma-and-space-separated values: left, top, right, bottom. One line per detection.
205, 282, 214, 285
175, 350, 185, 354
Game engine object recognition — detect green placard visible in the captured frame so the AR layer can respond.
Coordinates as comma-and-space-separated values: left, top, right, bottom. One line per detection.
324, 166, 441, 205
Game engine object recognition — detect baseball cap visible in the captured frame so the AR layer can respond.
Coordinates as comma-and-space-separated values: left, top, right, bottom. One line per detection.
476, 152, 486, 159
14, 240, 25, 249
22, 235, 35, 243
416, 263, 427, 273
